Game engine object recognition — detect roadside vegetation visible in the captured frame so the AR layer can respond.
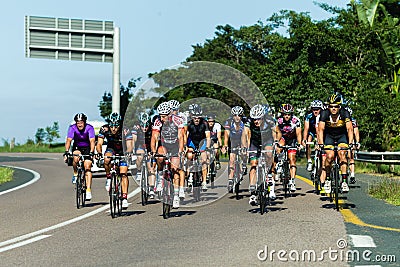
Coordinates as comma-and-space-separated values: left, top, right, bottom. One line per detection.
0, 167, 14, 185
369, 177, 400, 206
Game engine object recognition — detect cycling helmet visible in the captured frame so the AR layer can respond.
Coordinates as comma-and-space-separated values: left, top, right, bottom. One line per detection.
157, 102, 171, 115
108, 112, 122, 126
231, 106, 244, 116
168, 99, 180, 110
207, 114, 216, 121
329, 93, 342, 105
74, 113, 87, 122
310, 100, 324, 109
191, 105, 203, 116
281, 104, 294, 114
250, 104, 265, 119
188, 103, 197, 112
345, 106, 353, 116
262, 104, 270, 114
139, 112, 150, 126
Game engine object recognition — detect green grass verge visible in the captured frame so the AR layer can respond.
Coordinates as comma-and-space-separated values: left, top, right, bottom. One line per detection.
0, 167, 14, 185
0, 143, 64, 153
369, 177, 400, 206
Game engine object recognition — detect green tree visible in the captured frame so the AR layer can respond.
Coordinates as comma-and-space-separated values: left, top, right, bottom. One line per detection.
45, 122, 60, 145
35, 128, 46, 145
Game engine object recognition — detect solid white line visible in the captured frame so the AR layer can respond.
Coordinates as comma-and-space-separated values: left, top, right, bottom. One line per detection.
0, 165, 41, 196
0, 187, 141, 248
349, 234, 377, 248
0, 235, 51, 253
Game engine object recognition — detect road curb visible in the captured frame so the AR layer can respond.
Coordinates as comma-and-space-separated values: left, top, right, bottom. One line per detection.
0, 165, 41, 196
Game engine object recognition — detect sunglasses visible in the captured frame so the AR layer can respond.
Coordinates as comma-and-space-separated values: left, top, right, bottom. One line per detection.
193, 117, 201, 120
208, 120, 215, 123
329, 105, 340, 109
109, 124, 120, 128
312, 108, 320, 111
283, 112, 291, 115
160, 114, 168, 118
253, 118, 262, 121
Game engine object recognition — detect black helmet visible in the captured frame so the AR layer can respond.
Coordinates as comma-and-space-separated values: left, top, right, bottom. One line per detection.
74, 113, 87, 122
329, 93, 342, 105
107, 112, 122, 127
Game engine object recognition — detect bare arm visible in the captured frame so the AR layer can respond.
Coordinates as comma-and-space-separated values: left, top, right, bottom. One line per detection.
65, 138, 73, 152
346, 121, 354, 145
96, 137, 104, 154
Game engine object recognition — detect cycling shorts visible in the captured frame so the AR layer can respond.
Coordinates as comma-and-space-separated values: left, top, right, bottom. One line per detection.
187, 139, 207, 152
105, 148, 128, 166
324, 133, 348, 148
72, 146, 92, 161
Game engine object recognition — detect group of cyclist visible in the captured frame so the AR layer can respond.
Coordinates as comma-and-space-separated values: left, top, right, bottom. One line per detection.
63, 92, 360, 211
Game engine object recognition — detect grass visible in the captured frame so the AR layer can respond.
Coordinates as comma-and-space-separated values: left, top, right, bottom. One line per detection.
0, 167, 14, 185
369, 177, 400, 206
0, 143, 64, 153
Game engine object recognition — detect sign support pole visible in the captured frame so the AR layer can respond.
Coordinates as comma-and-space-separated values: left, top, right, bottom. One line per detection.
112, 27, 120, 114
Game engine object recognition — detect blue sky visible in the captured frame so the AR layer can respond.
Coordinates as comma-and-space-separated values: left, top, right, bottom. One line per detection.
1, 0, 348, 144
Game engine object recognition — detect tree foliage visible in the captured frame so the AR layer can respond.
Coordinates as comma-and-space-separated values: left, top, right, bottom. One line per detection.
113, 1, 400, 151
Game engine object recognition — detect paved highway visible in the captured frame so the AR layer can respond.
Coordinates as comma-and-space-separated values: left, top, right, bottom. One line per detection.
0, 153, 398, 266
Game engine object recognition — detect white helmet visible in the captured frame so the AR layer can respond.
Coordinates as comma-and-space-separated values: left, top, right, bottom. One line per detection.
310, 100, 324, 109
157, 102, 171, 115
345, 106, 353, 116
231, 106, 244, 116
250, 104, 265, 119
168, 100, 180, 110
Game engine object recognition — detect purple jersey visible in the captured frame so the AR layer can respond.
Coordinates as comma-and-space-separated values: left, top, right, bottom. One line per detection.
67, 124, 95, 147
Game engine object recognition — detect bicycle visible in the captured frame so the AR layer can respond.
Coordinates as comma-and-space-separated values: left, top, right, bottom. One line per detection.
307, 142, 323, 195
154, 153, 174, 219
70, 153, 90, 209
132, 151, 150, 206
187, 148, 203, 202
207, 146, 217, 189
323, 142, 351, 211
276, 144, 294, 198
106, 154, 125, 218
247, 148, 273, 215
230, 146, 245, 200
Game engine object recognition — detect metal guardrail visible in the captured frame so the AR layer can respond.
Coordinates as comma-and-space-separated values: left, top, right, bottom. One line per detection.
355, 151, 400, 165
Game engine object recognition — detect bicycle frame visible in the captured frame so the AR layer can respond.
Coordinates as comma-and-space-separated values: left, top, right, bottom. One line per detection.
106, 155, 125, 218
154, 153, 174, 219
324, 144, 350, 211
276, 144, 293, 198
231, 146, 244, 199
187, 149, 202, 202
71, 154, 89, 209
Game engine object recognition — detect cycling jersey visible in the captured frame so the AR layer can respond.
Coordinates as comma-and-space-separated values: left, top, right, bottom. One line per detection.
209, 122, 222, 143
304, 112, 319, 135
187, 118, 209, 148
319, 108, 351, 138
98, 124, 132, 154
131, 124, 152, 150
277, 115, 301, 141
224, 118, 245, 147
152, 114, 184, 145
67, 123, 95, 147
245, 116, 275, 148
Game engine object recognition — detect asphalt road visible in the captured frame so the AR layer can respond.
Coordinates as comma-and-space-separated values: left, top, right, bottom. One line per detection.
0, 153, 397, 266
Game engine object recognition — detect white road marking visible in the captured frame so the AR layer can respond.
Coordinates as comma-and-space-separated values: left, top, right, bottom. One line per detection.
0, 187, 140, 251
0, 235, 51, 253
349, 234, 377, 248
0, 165, 41, 196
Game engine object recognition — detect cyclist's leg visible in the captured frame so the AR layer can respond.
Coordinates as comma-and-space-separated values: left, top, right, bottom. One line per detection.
338, 135, 350, 191
120, 160, 129, 198
71, 148, 81, 175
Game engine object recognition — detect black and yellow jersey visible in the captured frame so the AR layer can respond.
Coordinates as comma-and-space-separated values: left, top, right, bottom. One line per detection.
319, 108, 351, 137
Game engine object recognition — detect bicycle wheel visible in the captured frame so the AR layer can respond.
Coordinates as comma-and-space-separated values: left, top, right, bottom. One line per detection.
313, 157, 320, 195
117, 176, 123, 216
209, 161, 215, 189
234, 161, 240, 200
193, 172, 201, 202
75, 169, 82, 209
81, 173, 86, 207
109, 173, 118, 218
333, 165, 340, 211
141, 164, 148, 206
162, 174, 172, 219
282, 162, 290, 198
258, 183, 266, 215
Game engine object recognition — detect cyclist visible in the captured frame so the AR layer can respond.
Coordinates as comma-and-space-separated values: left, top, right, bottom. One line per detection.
302, 100, 324, 171
64, 113, 95, 201
97, 112, 133, 209
207, 114, 222, 171
242, 104, 280, 204
317, 93, 354, 193
221, 106, 247, 192
151, 102, 185, 208
275, 104, 303, 192
186, 104, 211, 191
345, 106, 360, 184
131, 112, 156, 198
169, 99, 188, 199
